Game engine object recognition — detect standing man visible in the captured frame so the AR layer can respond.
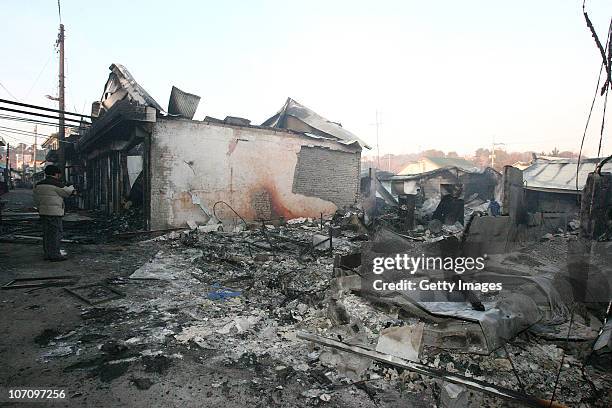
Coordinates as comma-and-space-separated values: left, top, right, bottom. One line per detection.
33, 165, 74, 261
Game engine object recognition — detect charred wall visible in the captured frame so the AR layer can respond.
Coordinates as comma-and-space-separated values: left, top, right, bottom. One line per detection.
525, 190, 579, 215
149, 119, 361, 229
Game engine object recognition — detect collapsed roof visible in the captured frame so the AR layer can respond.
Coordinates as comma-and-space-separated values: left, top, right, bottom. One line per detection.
89, 65, 365, 150
262, 97, 371, 149
97, 63, 164, 116
385, 165, 500, 181
523, 157, 612, 193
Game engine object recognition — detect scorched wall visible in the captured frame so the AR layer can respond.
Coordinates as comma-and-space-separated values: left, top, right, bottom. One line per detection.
149, 118, 361, 229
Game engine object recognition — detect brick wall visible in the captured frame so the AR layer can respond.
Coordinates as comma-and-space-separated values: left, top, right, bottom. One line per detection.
292, 146, 360, 208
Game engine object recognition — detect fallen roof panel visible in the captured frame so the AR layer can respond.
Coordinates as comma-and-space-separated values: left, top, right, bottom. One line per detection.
262, 97, 371, 149
101, 63, 164, 113
167, 86, 201, 119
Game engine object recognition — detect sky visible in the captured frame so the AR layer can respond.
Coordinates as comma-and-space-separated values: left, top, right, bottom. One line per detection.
1, 0, 612, 157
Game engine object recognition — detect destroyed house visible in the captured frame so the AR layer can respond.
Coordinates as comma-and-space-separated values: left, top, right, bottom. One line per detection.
378, 166, 500, 202
522, 157, 612, 215
77, 64, 367, 229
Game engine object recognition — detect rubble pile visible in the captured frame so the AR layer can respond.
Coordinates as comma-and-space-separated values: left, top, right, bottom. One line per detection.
28, 217, 611, 407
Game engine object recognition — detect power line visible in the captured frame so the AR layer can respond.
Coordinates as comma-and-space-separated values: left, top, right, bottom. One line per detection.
0, 125, 53, 138
0, 131, 41, 144
0, 129, 50, 142
597, 20, 612, 156
25, 51, 54, 100
0, 106, 87, 124
598, 86, 609, 156
0, 98, 93, 119
0, 114, 83, 129
576, 20, 611, 194
0, 82, 19, 101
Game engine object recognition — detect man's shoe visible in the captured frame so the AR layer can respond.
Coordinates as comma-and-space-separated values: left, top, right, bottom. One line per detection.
48, 256, 68, 262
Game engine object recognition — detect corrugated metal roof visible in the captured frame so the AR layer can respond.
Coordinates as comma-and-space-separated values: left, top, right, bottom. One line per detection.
523, 158, 612, 193
100, 63, 164, 113
167, 86, 200, 119
262, 97, 370, 149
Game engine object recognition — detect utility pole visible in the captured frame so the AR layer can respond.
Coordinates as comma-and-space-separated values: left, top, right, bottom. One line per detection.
21, 143, 25, 178
375, 110, 380, 169
5, 143, 9, 187
57, 23, 66, 173
33, 125, 38, 174
490, 137, 505, 169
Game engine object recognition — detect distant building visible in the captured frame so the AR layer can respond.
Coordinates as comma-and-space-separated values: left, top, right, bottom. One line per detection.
511, 161, 531, 170
398, 156, 480, 175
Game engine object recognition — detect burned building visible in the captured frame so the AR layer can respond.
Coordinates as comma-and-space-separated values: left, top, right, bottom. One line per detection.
77, 64, 368, 229
522, 157, 612, 215
371, 166, 501, 224
382, 166, 500, 203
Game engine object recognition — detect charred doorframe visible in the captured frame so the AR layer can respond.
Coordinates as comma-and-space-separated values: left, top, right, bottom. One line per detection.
77, 101, 156, 224
83, 124, 151, 220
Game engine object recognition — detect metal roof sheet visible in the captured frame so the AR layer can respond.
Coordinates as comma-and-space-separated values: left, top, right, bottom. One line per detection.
262, 97, 370, 149
167, 86, 200, 119
101, 64, 164, 113
523, 158, 612, 193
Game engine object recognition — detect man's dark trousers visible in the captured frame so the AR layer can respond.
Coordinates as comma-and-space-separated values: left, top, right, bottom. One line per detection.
41, 215, 63, 259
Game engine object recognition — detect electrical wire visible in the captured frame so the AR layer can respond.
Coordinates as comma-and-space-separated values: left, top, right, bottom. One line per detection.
576, 20, 612, 195
0, 126, 53, 138
0, 114, 82, 129
0, 106, 87, 124
598, 86, 609, 157
0, 82, 19, 101
25, 51, 54, 100
0, 130, 50, 143
0, 99, 93, 119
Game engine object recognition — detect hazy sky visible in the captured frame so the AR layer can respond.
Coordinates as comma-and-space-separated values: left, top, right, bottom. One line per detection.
1, 0, 611, 157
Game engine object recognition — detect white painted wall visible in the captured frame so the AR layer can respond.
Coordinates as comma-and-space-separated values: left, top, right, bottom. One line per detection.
150, 118, 360, 229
